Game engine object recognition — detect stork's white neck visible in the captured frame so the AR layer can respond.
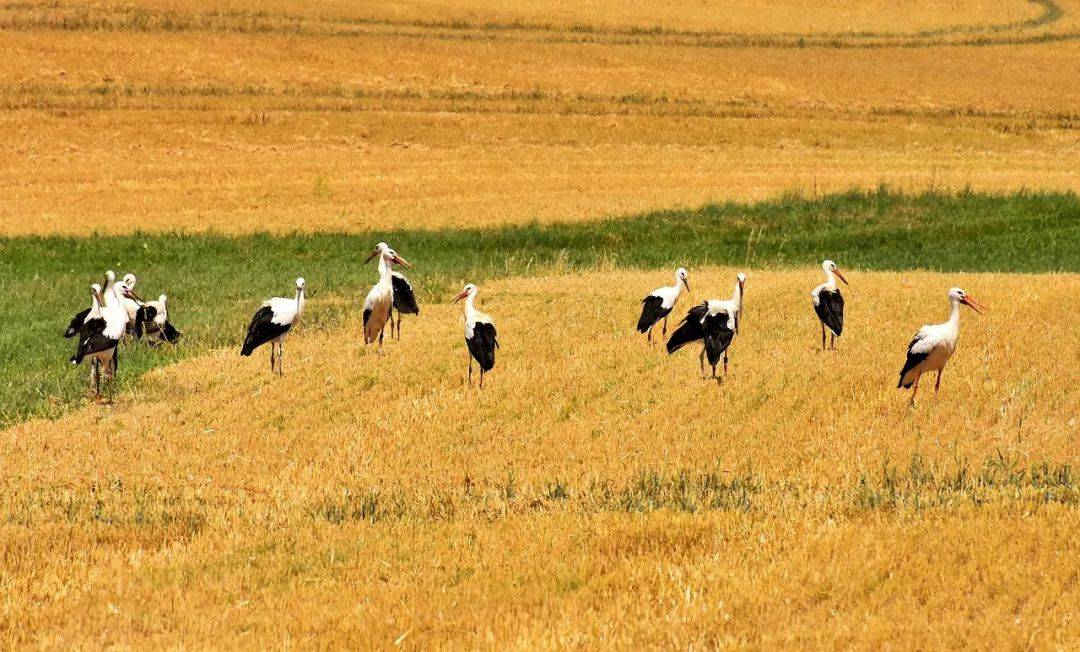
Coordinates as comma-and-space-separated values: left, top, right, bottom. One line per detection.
947, 297, 962, 327
671, 273, 685, 297
464, 291, 477, 316
105, 283, 128, 324
377, 254, 395, 286
296, 287, 306, 315
822, 265, 837, 290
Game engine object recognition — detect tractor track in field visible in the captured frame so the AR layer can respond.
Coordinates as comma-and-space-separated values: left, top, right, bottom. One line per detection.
0, 0, 1072, 49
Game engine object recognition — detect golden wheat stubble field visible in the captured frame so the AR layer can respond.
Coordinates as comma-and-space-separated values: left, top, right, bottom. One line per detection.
2, 0, 1080, 235
2, 269, 1079, 646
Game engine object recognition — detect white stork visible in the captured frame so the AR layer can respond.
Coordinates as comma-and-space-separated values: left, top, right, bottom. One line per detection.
362, 243, 412, 352
367, 242, 420, 340
637, 267, 690, 343
135, 294, 182, 344
897, 287, 984, 404
240, 277, 306, 375
667, 273, 746, 379
453, 283, 498, 388
69, 279, 133, 400
811, 259, 849, 350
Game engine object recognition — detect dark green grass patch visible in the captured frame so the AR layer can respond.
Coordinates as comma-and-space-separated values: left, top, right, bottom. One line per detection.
0, 189, 1077, 426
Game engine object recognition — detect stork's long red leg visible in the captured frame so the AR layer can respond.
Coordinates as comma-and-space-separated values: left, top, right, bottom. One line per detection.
935, 370, 942, 392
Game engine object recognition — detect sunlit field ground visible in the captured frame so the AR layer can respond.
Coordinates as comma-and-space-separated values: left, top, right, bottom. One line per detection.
1, 0, 1078, 234
4, 0, 1080, 646
2, 268, 1079, 647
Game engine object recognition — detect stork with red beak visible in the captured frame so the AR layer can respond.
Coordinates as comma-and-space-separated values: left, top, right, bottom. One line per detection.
897, 287, 984, 405
362, 243, 413, 353
367, 242, 421, 340
453, 283, 498, 388
811, 259, 849, 350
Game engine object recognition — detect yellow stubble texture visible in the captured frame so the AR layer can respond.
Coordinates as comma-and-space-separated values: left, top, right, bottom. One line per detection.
2, 268, 1078, 646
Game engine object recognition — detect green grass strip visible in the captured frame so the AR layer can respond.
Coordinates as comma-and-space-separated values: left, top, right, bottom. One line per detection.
0, 188, 1077, 426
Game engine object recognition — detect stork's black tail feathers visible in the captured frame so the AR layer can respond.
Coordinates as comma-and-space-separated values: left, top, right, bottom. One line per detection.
134, 306, 155, 339
666, 304, 709, 354
703, 317, 735, 366
637, 295, 668, 333
63, 308, 90, 338
897, 336, 929, 388
391, 274, 420, 315
161, 321, 182, 343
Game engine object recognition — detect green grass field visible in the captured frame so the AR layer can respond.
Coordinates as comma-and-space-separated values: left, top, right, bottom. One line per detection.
1, 189, 1077, 426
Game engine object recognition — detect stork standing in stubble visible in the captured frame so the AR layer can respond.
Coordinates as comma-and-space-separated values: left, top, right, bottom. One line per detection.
362, 243, 413, 352
637, 268, 690, 343
70, 279, 135, 400
667, 273, 746, 379
240, 277, 306, 375
367, 242, 420, 340
454, 283, 498, 388
811, 259, 849, 350
897, 287, 984, 405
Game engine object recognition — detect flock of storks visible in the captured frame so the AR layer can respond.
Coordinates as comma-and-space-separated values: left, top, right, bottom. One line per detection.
635, 259, 983, 403
65, 247, 982, 404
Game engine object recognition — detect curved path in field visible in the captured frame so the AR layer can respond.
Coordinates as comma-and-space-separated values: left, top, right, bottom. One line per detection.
0, 0, 1072, 48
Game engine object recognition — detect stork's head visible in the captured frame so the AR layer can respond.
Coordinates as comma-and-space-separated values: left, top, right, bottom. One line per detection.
295, 277, 306, 291
676, 267, 690, 291
103, 270, 116, 287
113, 280, 135, 300
737, 272, 747, 289
823, 259, 848, 285
453, 283, 478, 303
158, 294, 168, 304
948, 287, 983, 314
90, 283, 103, 304
123, 273, 137, 288
363, 242, 389, 263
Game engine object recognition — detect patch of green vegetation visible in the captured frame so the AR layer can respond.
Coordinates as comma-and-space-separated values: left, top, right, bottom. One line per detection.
0, 189, 1077, 425
853, 451, 1079, 511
